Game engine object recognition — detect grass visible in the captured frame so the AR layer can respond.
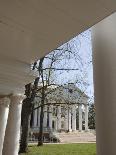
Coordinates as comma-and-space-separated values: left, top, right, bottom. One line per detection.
21, 143, 96, 155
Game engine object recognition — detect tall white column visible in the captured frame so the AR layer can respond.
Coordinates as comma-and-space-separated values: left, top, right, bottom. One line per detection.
49, 105, 53, 130
43, 105, 47, 128
2, 95, 23, 155
85, 104, 88, 131
38, 107, 41, 127
57, 105, 61, 131
0, 97, 10, 155
92, 13, 116, 155
68, 107, 72, 132
65, 107, 68, 131
79, 104, 82, 131
55, 119, 57, 131
33, 109, 37, 127
72, 104, 76, 131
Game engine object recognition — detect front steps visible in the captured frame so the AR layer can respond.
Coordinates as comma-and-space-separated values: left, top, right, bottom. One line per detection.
57, 131, 96, 143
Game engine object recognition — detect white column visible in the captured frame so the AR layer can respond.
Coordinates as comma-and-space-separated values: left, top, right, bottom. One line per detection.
38, 107, 41, 127
92, 13, 116, 155
57, 105, 61, 131
68, 107, 72, 132
65, 107, 68, 131
79, 104, 82, 131
72, 104, 76, 131
33, 109, 37, 127
85, 104, 88, 131
49, 105, 53, 130
55, 119, 57, 131
0, 97, 10, 155
2, 95, 23, 155
43, 105, 47, 128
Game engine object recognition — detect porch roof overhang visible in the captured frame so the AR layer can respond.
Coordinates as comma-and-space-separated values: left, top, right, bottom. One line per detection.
0, 0, 116, 95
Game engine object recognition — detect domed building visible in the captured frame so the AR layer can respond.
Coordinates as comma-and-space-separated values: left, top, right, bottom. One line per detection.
30, 83, 89, 137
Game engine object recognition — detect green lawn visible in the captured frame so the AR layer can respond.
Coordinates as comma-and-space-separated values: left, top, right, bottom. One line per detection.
22, 143, 96, 155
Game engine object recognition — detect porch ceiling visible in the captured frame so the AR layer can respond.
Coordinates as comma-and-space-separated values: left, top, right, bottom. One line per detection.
0, 0, 116, 95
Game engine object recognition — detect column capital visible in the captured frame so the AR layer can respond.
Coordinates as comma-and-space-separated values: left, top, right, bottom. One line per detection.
10, 94, 25, 104
0, 97, 10, 107
44, 105, 47, 112
49, 105, 53, 112
72, 104, 77, 109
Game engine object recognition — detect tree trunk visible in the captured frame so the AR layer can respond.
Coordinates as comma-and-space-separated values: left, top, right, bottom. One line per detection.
19, 98, 32, 153
38, 105, 44, 146
19, 58, 44, 152
38, 67, 45, 146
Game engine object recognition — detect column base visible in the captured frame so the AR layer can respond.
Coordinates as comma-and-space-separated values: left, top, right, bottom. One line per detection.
85, 129, 89, 132
72, 130, 77, 132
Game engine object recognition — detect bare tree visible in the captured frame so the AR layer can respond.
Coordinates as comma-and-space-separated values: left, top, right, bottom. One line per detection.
19, 30, 93, 152
19, 58, 44, 153
32, 43, 84, 146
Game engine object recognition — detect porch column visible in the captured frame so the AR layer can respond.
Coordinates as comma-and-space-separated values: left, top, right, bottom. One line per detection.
72, 104, 76, 131
92, 13, 116, 155
43, 105, 47, 128
57, 105, 61, 131
49, 105, 53, 130
0, 97, 10, 155
79, 104, 82, 131
85, 104, 88, 131
2, 95, 23, 155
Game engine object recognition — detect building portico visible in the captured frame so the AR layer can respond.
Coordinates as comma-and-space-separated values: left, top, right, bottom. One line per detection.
31, 103, 89, 134
31, 84, 89, 134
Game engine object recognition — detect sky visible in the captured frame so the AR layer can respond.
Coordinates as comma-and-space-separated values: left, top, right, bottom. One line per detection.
38, 29, 94, 103
73, 29, 94, 102
54, 29, 94, 102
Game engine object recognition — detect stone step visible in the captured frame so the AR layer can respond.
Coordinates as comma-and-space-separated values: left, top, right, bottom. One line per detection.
57, 131, 96, 143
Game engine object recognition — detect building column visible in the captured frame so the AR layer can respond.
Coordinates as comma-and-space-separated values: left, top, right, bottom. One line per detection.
92, 13, 116, 155
54, 119, 57, 131
57, 105, 61, 131
68, 107, 72, 132
0, 97, 10, 155
43, 105, 47, 128
79, 104, 82, 131
33, 109, 37, 127
38, 107, 41, 128
72, 104, 76, 131
65, 107, 68, 131
85, 104, 88, 131
2, 95, 23, 155
49, 105, 53, 130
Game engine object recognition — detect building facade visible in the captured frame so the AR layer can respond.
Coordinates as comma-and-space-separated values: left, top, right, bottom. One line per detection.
31, 83, 89, 134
